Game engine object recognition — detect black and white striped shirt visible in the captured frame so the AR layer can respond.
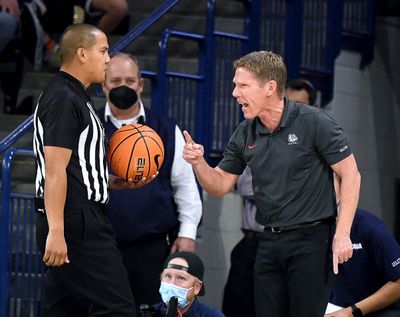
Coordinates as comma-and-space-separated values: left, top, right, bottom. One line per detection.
33, 71, 109, 205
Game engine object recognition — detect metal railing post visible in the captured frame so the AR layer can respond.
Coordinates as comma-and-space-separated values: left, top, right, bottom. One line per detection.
0, 148, 35, 316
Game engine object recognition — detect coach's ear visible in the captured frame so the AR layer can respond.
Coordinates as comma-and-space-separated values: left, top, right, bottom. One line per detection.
265, 80, 277, 97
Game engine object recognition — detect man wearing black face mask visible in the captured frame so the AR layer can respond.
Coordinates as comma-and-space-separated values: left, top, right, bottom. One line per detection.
109, 85, 139, 110
98, 53, 203, 310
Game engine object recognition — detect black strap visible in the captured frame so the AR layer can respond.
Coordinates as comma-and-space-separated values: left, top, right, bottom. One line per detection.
267, 219, 328, 233
167, 263, 189, 272
351, 304, 363, 317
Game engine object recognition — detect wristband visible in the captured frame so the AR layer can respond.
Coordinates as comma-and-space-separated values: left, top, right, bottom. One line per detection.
351, 304, 363, 317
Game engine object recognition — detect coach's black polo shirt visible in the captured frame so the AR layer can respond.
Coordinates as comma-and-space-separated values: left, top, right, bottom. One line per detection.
218, 99, 352, 227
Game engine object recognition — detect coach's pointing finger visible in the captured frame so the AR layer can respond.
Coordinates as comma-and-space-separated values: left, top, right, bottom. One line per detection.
183, 130, 194, 145
183, 130, 204, 166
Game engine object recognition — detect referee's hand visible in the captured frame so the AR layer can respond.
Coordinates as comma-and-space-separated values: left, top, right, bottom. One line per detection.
43, 229, 70, 266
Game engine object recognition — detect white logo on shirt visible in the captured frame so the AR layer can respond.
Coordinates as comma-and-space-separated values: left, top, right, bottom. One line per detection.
392, 258, 400, 268
352, 243, 363, 250
339, 145, 348, 153
287, 134, 298, 145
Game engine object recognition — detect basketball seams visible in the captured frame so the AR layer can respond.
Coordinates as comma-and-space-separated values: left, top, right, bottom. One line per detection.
129, 124, 165, 180
107, 124, 164, 182
140, 136, 164, 156
131, 124, 151, 180
109, 133, 138, 164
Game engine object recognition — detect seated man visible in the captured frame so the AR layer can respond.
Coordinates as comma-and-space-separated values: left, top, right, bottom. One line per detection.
285, 78, 318, 107
0, 0, 26, 114
153, 252, 225, 317
325, 209, 400, 317
0, 8, 17, 53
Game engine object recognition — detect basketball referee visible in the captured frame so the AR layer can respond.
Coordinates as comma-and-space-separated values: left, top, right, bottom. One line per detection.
33, 24, 144, 317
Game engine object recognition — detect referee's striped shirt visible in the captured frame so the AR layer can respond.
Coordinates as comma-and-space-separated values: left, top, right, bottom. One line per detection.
33, 71, 109, 206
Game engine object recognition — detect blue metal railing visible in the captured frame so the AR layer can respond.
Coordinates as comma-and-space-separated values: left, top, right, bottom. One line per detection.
0, 148, 43, 317
300, 0, 344, 106
259, 0, 303, 81
260, 0, 287, 55
0, 0, 378, 313
206, 0, 258, 162
0, 0, 182, 156
109, 0, 181, 54
258, 0, 374, 106
0, 0, 377, 154
155, 0, 254, 163
210, 32, 247, 158
156, 28, 207, 158
0, 116, 34, 155
285, 0, 303, 80
342, 0, 376, 68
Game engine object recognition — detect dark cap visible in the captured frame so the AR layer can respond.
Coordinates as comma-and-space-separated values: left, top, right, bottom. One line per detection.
163, 251, 205, 296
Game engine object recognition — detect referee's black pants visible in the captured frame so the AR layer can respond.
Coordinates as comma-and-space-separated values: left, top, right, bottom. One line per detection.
36, 202, 136, 317
117, 233, 172, 307
254, 221, 334, 317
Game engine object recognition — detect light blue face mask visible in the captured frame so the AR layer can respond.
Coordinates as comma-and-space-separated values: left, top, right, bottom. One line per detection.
159, 282, 193, 309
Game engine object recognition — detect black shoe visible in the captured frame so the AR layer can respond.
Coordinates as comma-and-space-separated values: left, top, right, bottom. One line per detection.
20, 1, 45, 70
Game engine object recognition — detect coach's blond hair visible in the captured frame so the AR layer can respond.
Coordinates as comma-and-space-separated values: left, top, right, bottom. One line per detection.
234, 51, 287, 97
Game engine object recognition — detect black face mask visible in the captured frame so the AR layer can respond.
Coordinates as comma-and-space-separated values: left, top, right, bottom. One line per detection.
109, 86, 138, 109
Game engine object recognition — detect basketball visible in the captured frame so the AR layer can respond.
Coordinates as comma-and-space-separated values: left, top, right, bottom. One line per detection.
107, 124, 165, 182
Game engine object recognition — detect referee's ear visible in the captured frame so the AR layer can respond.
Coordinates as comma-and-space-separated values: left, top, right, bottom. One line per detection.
77, 48, 87, 63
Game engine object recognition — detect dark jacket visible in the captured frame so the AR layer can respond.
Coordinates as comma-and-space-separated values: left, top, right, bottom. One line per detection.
153, 298, 225, 317
99, 107, 178, 241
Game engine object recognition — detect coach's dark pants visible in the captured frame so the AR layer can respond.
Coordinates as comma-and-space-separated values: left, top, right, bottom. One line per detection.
36, 202, 136, 317
254, 221, 334, 317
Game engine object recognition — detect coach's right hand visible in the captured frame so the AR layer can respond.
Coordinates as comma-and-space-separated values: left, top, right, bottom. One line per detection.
183, 131, 205, 166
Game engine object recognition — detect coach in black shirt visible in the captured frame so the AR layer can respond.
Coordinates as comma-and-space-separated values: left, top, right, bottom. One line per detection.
182, 51, 361, 317
33, 24, 146, 317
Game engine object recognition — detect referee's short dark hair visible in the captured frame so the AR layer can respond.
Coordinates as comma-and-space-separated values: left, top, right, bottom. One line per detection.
286, 78, 317, 107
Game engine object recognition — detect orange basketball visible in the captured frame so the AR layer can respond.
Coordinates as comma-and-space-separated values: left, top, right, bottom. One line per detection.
107, 124, 164, 182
